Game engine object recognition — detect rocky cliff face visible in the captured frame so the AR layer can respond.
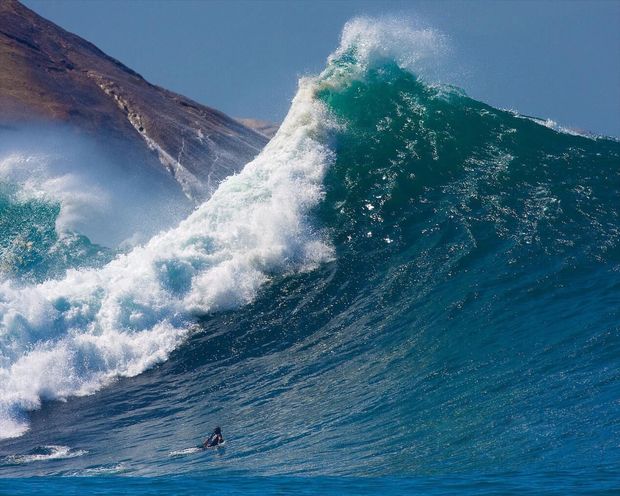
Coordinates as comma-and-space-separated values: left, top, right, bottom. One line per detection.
0, 0, 269, 200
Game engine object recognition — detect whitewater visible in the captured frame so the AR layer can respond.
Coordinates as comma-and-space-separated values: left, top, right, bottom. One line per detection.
1, 17, 619, 494
0, 69, 338, 438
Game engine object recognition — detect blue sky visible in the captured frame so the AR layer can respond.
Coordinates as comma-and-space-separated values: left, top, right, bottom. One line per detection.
24, 0, 620, 137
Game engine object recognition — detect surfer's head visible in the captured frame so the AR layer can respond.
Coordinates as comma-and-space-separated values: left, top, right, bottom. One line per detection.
214, 426, 222, 435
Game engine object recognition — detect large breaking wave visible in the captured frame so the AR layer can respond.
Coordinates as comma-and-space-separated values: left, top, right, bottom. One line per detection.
0, 18, 618, 483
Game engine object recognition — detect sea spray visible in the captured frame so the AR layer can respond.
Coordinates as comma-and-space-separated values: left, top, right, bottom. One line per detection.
0, 130, 193, 251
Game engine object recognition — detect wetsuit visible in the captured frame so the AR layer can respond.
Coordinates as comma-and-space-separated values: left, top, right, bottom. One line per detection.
204, 433, 223, 448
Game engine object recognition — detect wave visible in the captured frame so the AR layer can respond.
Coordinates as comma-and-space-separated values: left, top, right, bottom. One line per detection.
0, 17, 618, 479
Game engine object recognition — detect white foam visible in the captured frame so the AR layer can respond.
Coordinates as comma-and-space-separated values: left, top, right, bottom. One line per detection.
511, 113, 600, 139
3, 445, 88, 464
325, 16, 450, 85
0, 78, 337, 439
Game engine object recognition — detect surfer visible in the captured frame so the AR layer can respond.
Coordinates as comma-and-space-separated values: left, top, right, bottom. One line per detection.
203, 427, 224, 448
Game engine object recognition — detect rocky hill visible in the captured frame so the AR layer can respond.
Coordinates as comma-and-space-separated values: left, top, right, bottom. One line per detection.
0, 0, 269, 200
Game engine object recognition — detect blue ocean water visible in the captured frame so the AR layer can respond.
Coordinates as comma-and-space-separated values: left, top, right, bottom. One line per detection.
1, 19, 619, 494
2, 472, 619, 495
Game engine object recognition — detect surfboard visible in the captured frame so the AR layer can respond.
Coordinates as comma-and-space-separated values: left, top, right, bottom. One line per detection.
168, 441, 225, 457
204, 440, 226, 449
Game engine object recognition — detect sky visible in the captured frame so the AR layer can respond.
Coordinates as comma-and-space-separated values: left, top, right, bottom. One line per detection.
23, 0, 620, 137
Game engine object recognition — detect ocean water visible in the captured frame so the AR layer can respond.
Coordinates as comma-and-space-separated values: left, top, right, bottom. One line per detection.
1, 19, 619, 494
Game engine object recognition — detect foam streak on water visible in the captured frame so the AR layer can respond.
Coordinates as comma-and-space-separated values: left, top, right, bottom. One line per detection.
2, 445, 87, 464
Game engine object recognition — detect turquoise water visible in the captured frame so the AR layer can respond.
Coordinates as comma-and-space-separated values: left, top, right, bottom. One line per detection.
0, 183, 112, 282
1, 19, 619, 494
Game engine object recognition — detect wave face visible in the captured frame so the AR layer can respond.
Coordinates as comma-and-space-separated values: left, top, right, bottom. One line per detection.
0, 18, 618, 484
